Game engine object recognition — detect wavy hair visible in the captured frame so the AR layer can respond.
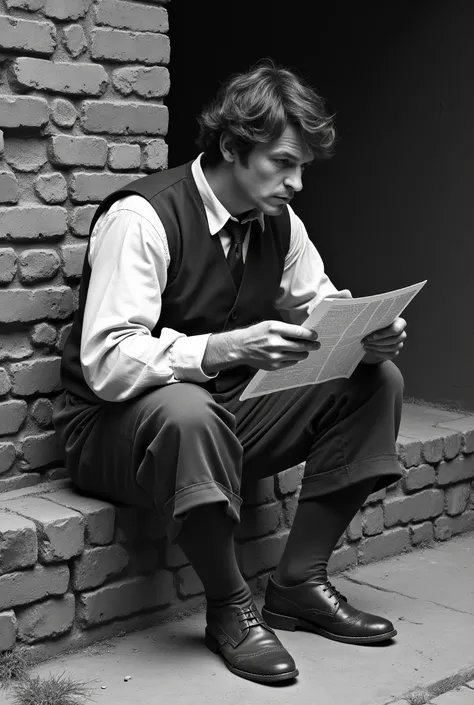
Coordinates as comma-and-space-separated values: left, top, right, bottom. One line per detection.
196, 60, 335, 165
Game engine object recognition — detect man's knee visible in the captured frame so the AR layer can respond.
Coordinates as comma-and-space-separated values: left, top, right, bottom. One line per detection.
377, 360, 404, 401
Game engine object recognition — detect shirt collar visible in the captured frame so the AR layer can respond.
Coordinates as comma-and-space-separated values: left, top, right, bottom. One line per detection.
191, 153, 265, 235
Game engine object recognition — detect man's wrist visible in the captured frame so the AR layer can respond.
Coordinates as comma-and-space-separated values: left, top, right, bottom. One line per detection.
202, 330, 244, 375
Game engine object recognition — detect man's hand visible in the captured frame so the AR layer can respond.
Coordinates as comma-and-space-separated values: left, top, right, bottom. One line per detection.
361, 317, 407, 363
202, 321, 320, 375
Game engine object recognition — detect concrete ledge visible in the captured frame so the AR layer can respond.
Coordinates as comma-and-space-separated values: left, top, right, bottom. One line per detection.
0, 402, 472, 659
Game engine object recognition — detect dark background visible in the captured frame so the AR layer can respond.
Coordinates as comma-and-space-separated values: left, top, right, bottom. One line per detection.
166, 0, 474, 411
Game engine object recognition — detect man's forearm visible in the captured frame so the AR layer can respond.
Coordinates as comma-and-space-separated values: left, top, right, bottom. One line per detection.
201, 330, 244, 375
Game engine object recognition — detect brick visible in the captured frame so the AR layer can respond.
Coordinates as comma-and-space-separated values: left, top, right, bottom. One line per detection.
70, 171, 139, 203
362, 504, 384, 535
4, 139, 47, 173
0, 287, 73, 322
108, 143, 141, 171
11, 58, 108, 97
55, 323, 72, 352
50, 98, 77, 128
403, 463, 436, 493
112, 66, 169, 99
17, 593, 75, 643
81, 100, 168, 136
73, 544, 129, 590
10, 357, 61, 395
63, 24, 87, 58
78, 571, 173, 626
437, 456, 474, 485
0, 130, 3, 154
69, 205, 97, 237
50, 135, 108, 168
142, 139, 168, 171
0, 400, 27, 435
363, 488, 386, 505
275, 467, 300, 496
410, 521, 434, 546
346, 512, 362, 541
0, 368, 11, 395
165, 542, 188, 569
0, 610, 16, 652
464, 430, 474, 454
0, 15, 56, 56
0, 443, 16, 474
7, 496, 83, 562
433, 515, 453, 541
0, 564, 69, 610
430, 687, 474, 704
96, 0, 168, 32
0, 248, 17, 283
241, 477, 275, 506
421, 437, 444, 464
240, 532, 288, 578
235, 503, 280, 541
91, 28, 170, 65
21, 432, 61, 470
34, 173, 67, 204
30, 398, 54, 427
0, 511, 37, 575
444, 433, 462, 460
358, 527, 410, 563
445, 483, 471, 516
176, 566, 203, 599
43, 490, 115, 546
5, 0, 44, 9
18, 249, 60, 284
42, 0, 91, 21
0, 171, 19, 204
0, 334, 32, 362
327, 544, 358, 574
60, 243, 87, 279
0, 206, 67, 240
281, 493, 299, 527
0, 96, 49, 130
397, 440, 422, 468
384, 489, 444, 527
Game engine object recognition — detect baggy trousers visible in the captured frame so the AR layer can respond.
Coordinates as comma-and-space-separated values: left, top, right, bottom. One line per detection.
53, 360, 404, 541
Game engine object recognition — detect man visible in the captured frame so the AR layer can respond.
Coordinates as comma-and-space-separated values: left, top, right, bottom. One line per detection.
54, 61, 407, 685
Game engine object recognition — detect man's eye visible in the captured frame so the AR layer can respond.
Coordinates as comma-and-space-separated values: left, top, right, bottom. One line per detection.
275, 159, 290, 167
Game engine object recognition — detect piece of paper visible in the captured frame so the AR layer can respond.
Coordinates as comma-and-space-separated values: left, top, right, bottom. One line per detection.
239, 280, 427, 401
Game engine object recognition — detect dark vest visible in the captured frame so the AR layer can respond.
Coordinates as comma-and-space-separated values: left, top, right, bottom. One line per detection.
60, 161, 291, 403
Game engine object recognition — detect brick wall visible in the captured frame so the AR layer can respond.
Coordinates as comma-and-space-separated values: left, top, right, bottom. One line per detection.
0, 0, 169, 491
0, 426, 473, 656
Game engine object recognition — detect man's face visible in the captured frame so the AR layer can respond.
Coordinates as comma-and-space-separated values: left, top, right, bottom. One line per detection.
231, 124, 314, 216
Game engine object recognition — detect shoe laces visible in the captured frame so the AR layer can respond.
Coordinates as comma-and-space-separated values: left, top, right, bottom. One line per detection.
237, 605, 264, 630
322, 581, 347, 603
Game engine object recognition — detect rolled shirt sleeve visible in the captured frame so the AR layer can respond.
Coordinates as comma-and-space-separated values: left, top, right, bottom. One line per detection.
81, 197, 216, 403
275, 205, 351, 324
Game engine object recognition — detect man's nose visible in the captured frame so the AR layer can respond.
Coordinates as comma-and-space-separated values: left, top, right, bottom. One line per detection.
284, 167, 303, 193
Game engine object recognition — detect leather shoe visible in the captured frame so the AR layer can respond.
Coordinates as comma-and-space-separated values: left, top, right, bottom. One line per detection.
205, 601, 298, 684
262, 576, 397, 644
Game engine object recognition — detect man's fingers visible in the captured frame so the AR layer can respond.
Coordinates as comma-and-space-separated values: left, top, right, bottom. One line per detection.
364, 318, 407, 343
364, 332, 407, 348
277, 322, 319, 341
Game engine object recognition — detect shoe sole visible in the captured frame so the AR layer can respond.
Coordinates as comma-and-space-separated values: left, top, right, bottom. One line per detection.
261, 607, 397, 645
204, 630, 299, 684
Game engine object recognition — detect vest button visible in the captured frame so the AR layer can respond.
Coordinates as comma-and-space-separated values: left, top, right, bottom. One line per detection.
230, 311, 238, 320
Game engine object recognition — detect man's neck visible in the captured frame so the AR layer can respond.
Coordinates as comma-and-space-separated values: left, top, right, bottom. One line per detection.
202, 160, 251, 217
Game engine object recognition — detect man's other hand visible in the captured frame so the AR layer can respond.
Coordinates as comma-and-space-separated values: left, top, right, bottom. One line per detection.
362, 317, 407, 363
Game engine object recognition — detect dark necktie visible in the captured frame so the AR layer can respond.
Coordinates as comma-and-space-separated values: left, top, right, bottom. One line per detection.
225, 218, 247, 288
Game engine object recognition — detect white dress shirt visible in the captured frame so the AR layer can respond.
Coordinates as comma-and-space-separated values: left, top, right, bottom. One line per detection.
81, 155, 345, 402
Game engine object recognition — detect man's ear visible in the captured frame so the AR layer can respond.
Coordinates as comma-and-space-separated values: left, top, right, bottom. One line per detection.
219, 133, 236, 163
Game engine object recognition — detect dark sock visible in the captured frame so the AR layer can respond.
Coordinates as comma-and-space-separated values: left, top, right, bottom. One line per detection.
273, 478, 377, 587
177, 503, 251, 609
